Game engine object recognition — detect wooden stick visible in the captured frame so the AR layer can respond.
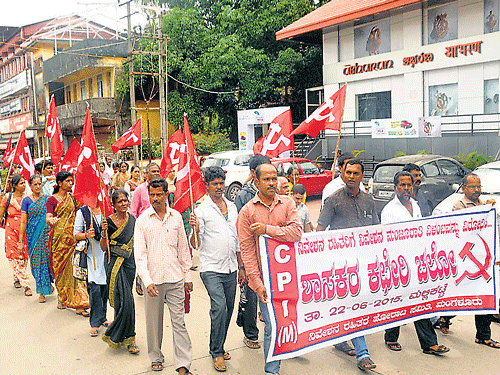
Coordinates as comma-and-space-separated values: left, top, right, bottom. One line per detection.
185, 117, 198, 250
332, 83, 347, 178
2, 136, 21, 192
90, 209, 96, 270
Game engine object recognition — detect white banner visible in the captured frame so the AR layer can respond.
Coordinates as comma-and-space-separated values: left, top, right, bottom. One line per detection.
260, 206, 498, 361
372, 117, 442, 138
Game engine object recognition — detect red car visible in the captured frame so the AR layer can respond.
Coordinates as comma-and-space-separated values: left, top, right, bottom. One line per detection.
272, 157, 333, 196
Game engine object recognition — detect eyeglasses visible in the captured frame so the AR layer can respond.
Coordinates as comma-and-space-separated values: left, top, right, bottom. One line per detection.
465, 185, 481, 190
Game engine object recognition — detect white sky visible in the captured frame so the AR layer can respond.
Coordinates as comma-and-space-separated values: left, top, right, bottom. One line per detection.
0, 1, 146, 32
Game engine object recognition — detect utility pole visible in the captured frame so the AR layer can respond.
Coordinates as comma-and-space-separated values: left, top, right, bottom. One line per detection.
124, 0, 139, 165
158, 14, 167, 151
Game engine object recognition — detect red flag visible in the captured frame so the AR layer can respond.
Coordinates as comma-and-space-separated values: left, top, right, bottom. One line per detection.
45, 96, 65, 165
73, 106, 100, 209
97, 176, 114, 217
56, 138, 81, 175
111, 118, 142, 154
290, 85, 346, 138
3, 135, 13, 167
173, 115, 206, 213
253, 109, 294, 158
11, 130, 35, 181
160, 129, 185, 178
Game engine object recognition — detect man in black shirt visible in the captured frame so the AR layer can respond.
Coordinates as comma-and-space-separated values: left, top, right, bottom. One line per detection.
317, 160, 377, 371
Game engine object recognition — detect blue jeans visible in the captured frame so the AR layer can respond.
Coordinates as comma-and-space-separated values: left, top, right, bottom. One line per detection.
351, 336, 370, 362
200, 271, 237, 358
259, 300, 280, 375
87, 281, 108, 328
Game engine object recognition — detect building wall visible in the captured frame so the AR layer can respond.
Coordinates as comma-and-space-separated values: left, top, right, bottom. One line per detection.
320, 0, 500, 160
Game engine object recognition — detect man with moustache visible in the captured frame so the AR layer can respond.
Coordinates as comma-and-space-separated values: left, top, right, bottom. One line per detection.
317, 159, 377, 370
134, 177, 193, 374
130, 162, 161, 219
277, 176, 290, 195
237, 163, 302, 375
381, 171, 449, 356
189, 166, 245, 372
402, 163, 431, 217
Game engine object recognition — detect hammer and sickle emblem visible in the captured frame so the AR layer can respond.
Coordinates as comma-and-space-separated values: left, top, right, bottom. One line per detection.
260, 122, 291, 155
455, 235, 492, 285
305, 96, 335, 123
168, 142, 186, 165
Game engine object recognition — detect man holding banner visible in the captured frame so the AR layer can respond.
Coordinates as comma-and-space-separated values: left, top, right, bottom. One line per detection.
237, 163, 302, 375
317, 159, 378, 370
381, 171, 450, 355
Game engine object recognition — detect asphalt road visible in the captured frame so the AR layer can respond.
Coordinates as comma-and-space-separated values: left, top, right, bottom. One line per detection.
2, 196, 500, 374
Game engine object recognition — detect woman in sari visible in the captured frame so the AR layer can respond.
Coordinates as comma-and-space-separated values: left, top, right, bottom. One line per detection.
111, 162, 131, 190
100, 189, 139, 354
19, 174, 52, 302
0, 174, 31, 296
46, 171, 90, 315
124, 165, 141, 199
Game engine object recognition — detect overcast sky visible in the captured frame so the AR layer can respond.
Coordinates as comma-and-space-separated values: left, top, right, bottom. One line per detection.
1, 1, 146, 32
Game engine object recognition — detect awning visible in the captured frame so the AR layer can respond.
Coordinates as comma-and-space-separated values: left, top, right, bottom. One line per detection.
276, 0, 424, 41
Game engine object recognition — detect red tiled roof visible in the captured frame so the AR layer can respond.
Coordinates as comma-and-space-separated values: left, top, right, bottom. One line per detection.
276, 0, 424, 41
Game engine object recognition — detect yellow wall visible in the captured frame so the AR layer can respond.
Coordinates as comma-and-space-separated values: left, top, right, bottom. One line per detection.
135, 100, 161, 139
60, 66, 118, 103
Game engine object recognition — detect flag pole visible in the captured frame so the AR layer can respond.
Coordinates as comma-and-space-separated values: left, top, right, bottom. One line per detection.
184, 113, 198, 250
90, 209, 96, 270
3, 134, 22, 192
332, 83, 347, 179
97, 170, 110, 264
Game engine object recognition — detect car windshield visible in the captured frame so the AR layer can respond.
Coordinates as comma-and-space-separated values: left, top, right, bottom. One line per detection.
373, 165, 403, 183
473, 168, 500, 194
202, 158, 229, 167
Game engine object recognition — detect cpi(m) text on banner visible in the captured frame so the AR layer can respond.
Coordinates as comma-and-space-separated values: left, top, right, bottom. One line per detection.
259, 206, 498, 361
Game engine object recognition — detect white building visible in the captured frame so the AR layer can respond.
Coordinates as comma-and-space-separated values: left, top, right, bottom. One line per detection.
277, 0, 500, 160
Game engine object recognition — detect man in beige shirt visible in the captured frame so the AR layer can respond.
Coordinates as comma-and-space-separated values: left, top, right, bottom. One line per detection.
134, 177, 193, 374
436, 173, 499, 349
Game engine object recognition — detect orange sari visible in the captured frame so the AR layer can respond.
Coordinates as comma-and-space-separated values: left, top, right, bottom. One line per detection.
48, 194, 89, 309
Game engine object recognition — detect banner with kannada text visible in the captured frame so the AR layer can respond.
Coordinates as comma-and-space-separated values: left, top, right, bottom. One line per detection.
259, 206, 498, 361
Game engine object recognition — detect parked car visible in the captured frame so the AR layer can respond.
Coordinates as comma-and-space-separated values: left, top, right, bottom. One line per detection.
272, 157, 333, 196
432, 161, 500, 216
201, 150, 254, 201
369, 154, 469, 217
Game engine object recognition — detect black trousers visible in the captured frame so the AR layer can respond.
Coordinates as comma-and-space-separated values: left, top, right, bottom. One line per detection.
385, 318, 437, 350
242, 285, 259, 342
475, 314, 494, 340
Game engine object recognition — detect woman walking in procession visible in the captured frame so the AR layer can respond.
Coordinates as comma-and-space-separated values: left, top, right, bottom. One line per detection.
100, 189, 140, 354
74, 204, 110, 336
46, 171, 90, 315
0, 174, 31, 296
19, 175, 53, 302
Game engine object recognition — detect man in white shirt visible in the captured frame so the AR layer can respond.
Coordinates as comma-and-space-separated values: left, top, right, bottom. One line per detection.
381, 171, 449, 356
322, 153, 364, 207
134, 177, 193, 374
104, 155, 114, 178
190, 166, 245, 372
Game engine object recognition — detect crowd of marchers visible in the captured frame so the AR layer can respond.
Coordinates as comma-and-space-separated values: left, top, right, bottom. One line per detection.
1, 152, 499, 375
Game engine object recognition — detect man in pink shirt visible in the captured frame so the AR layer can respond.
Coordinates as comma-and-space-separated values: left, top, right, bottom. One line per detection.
134, 177, 193, 374
130, 163, 161, 219
237, 163, 302, 375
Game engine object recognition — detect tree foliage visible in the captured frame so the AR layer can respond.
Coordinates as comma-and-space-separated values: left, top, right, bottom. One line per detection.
128, 0, 322, 140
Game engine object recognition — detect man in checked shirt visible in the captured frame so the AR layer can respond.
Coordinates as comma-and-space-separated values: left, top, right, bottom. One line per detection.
134, 177, 193, 374
237, 163, 302, 375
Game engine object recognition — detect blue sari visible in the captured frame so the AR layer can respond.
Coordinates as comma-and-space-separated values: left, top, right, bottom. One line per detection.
23, 195, 53, 296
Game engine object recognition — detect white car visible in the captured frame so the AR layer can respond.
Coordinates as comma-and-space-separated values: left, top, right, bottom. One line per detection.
432, 161, 500, 216
202, 150, 254, 201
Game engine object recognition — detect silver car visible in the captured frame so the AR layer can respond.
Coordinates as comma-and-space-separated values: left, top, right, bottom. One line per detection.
432, 161, 500, 216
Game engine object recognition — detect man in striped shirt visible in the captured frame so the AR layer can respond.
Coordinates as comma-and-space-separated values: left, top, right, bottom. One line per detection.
134, 177, 193, 374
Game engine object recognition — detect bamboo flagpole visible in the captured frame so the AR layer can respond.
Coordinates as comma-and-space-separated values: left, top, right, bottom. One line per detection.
331, 82, 348, 178
90, 209, 96, 270
186, 131, 198, 250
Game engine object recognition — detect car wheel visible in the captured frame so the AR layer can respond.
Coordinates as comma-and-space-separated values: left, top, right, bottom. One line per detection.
226, 182, 242, 202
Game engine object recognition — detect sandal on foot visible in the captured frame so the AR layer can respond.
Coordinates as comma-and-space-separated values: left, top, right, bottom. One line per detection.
102, 321, 111, 327
128, 344, 140, 354
433, 318, 451, 334
38, 295, 46, 303
24, 287, 32, 296
57, 303, 66, 310
76, 309, 90, 317
385, 341, 402, 351
14, 280, 21, 288
243, 336, 261, 349
357, 357, 376, 371
136, 284, 144, 296
151, 362, 163, 371
213, 357, 227, 372
90, 327, 99, 337
475, 338, 500, 348
334, 341, 356, 356
223, 352, 231, 360
177, 367, 192, 375
423, 345, 450, 355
